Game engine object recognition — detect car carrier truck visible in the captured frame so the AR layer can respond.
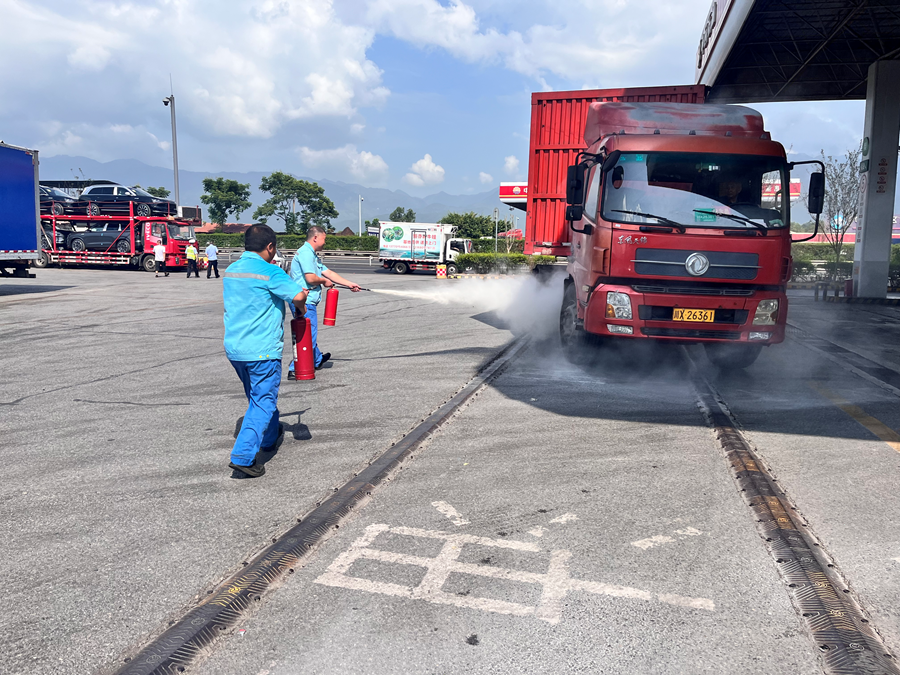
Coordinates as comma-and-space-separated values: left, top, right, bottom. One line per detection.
0, 142, 41, 278
35, 204, 198, 272
523, 86, 824, 368
379, 222, 473, 275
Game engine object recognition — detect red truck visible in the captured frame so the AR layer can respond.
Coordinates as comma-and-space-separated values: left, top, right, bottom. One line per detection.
35, 202, 198, 272
524, 86, 824, 368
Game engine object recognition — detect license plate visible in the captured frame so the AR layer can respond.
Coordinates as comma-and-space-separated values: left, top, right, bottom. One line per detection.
673, 308, 715, 322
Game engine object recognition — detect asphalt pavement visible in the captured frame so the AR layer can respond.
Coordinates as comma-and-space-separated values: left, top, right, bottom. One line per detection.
2, 264, 899, 674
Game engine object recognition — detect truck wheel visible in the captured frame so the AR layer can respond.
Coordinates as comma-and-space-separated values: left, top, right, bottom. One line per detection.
394, 261, 409, 275
136, 203, 151, 217
70, 238, 86, 252
142, 255, 157, 273
559, 283, 592, 361
704, 343, 762, 370
116, 239, 131, 253
33, 251, 51, 268
445, 263, 459, 276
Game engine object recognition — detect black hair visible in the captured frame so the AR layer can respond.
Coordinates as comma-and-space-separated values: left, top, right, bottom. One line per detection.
244, 224, 276, 252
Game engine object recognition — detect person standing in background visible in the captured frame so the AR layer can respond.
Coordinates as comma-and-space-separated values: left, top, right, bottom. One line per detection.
153, 241, 168, 277
205, 240, 219, 279
186, 239, 199, 278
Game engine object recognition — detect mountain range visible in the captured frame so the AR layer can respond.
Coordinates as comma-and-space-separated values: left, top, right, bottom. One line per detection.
38, 156, 505, 229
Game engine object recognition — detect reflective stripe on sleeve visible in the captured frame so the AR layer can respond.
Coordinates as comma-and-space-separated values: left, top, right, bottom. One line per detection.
224, 271, 271, 281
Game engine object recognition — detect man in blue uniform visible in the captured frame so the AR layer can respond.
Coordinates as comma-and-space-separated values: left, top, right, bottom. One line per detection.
287, 225, 360, 378
223, 224, 308, 478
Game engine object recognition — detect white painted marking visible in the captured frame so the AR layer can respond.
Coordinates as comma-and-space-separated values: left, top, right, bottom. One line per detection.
674, 527, 702, 537
527, 526, 548, 538
893, 557, 900, 564
314, 523, 714, 624
431, 501, 470, 526
632, 535, 675, 550
549, 513, 578, 524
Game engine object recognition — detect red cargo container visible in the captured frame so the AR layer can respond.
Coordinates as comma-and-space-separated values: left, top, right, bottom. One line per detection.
525, 85, 706, 256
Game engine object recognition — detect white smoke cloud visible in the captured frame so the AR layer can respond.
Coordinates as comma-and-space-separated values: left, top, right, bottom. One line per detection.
402, 153, 445, 186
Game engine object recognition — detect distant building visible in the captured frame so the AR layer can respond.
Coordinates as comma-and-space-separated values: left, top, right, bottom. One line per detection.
337, 226, 356, 236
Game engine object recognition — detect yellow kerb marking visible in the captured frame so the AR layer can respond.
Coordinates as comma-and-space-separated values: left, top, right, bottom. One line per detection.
809, 382, 900, 454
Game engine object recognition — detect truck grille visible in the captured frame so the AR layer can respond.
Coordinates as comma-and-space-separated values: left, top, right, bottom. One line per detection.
641, 328, 742, 340
633, 249, 759, 280
632, 284, 754, 297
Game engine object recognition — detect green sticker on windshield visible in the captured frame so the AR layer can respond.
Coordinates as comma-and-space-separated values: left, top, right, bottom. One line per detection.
694, 210, 717, 222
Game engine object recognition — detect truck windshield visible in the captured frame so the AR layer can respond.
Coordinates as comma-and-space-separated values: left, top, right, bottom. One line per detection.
167, 224, 194, 239
600, 152, 789, 230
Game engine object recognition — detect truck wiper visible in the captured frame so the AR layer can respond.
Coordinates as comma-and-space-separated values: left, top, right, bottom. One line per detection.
693, 209, 767, 234
611, 210, 686, 233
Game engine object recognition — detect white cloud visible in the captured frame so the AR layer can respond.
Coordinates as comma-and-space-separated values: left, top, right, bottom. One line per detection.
504, 155, 519, 176
403, 153, 445, 187
479, 171, 493, 184
297, 144, 389, 185
67, 43, 111, 71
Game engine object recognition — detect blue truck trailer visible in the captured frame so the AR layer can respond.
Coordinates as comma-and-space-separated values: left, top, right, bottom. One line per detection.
0, 142, 40, 278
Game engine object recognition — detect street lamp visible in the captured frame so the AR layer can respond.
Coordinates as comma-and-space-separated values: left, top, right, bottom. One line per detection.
358, 195, 364, 236
162, 95, 180, 206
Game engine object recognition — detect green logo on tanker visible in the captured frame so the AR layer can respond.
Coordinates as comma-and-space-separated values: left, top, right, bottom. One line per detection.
382, 226, 405, 242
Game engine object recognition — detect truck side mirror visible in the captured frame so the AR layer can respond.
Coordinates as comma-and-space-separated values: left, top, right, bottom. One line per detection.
601, 150, 621, 173
565, 164, 585, 205
807, 172, 825, 215
566, 204, 584, 221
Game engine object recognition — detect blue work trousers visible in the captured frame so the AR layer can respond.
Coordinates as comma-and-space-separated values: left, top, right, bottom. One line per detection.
289, 304, 322, 371
230, 359, 282, 466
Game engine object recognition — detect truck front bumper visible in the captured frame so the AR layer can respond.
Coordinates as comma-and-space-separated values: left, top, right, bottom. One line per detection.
583, 284, 786, 345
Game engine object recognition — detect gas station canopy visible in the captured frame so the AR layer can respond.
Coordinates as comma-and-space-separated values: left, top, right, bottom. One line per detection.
697, 0, 900, 102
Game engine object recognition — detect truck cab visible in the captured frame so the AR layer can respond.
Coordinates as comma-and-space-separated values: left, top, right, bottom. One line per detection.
560, 101, 822, 369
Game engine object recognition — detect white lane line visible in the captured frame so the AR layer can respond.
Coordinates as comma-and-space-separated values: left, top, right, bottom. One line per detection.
632, 535, 675, 550
549, 513, 578, 524
527, 526, 548, 538
431, 500, 470, 526
674, 527, 702, 536
314, 523, 715, 625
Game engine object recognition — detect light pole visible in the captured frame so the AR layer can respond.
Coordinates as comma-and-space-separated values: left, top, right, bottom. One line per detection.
493, 207, 500, 252
358, 195, 364, 235
162, 95, 180, 206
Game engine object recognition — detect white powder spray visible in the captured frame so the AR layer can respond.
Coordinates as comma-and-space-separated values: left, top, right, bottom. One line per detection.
369, 272, 565, 340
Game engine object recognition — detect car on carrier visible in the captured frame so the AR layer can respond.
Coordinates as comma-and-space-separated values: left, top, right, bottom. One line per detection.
39, 186, 80, 215
66, 221, 134, 252
79, 184, 176, 217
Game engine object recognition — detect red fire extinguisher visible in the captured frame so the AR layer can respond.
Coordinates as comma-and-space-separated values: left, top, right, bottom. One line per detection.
290, 314, 316, 380
323, 287, 339, 326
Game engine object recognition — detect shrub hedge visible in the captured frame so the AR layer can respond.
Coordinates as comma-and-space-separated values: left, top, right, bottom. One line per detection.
455, 253, 556, 273
472, 238, 525, 254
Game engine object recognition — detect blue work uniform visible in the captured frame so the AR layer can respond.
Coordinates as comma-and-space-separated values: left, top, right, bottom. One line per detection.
288, 242, 329, 371
223, 251, 304, 466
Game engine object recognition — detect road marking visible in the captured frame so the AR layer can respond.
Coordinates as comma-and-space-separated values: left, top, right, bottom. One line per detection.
674, 527, 702, 536
314, 524, 714, 624
892, 557, 900, 564
549, 513, 578, 524
632, 535, 675, 550
431, 501, 470, 526
527, 526, 548, 538
809, 382, 900, 454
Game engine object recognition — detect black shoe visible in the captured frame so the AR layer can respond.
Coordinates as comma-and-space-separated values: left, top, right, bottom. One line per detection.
229, 461, 265, 478
261, 424, 285, 453
287, 371, 296, 380
315, 353, 331, 370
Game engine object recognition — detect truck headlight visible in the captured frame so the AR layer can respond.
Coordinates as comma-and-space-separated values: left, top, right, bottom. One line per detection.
752, 299, 779, 325
606, 291, 632, 320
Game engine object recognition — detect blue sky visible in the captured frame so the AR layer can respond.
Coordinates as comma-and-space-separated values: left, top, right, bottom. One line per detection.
1, 0, 867, 196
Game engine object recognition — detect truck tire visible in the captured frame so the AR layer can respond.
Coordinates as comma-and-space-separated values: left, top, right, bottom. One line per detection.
445, 262, 459, 276
559, 283, 593, 361
394, 261, 409, 275
70, 238, 86, 252
142, 255, 157, 273
704, 343, 762, 370
33, 251, 51, 268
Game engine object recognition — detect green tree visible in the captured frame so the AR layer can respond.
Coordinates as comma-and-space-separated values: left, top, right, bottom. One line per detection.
389, 207, 416, 222
142, 186, 171, 198
438, 211, 494, 239
252, 171, 338, 234
200, 177, 252, 225
819, 144, 861, 279
365, 217, 381, 229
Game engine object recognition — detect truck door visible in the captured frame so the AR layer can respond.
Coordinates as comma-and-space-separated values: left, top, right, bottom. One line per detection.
411, 229, 427, 259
